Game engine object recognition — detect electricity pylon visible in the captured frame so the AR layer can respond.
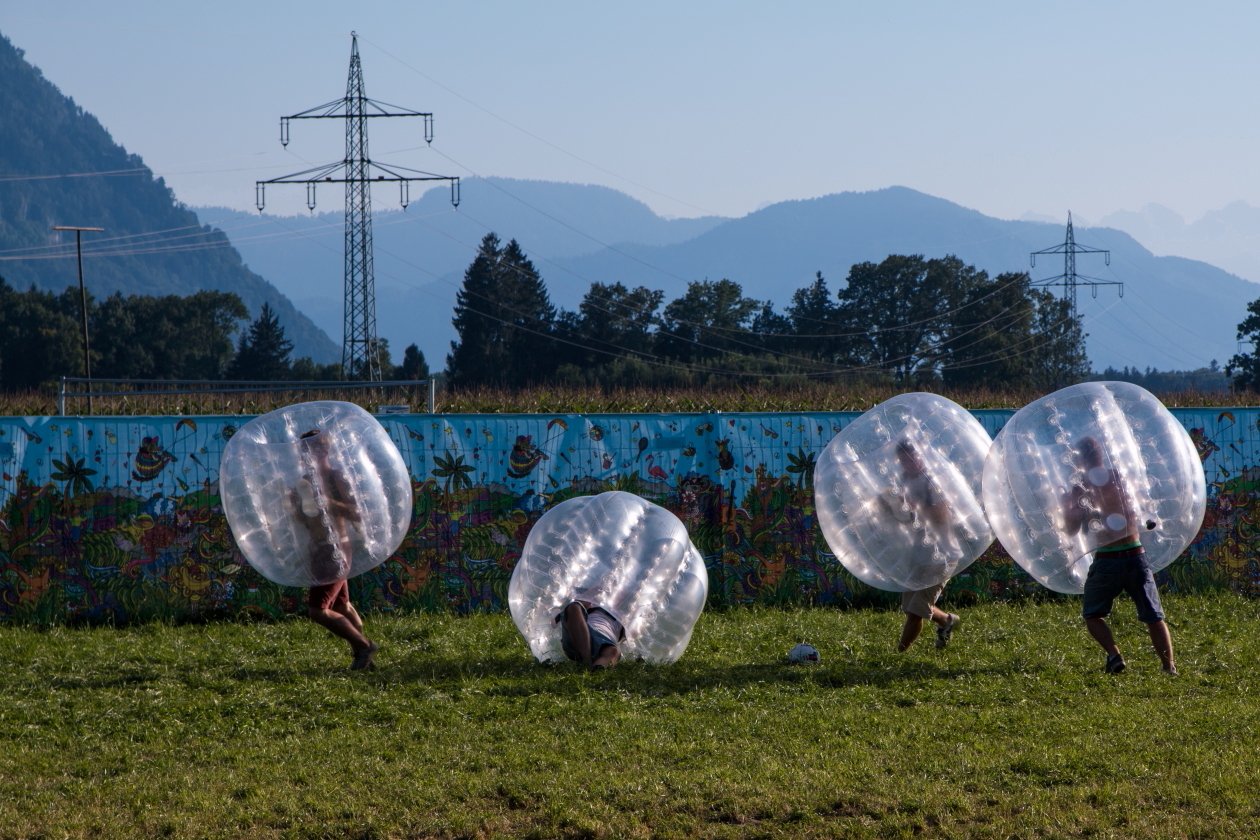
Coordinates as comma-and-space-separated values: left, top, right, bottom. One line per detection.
256, 31, 460, 381
1030, 212, 1121, 320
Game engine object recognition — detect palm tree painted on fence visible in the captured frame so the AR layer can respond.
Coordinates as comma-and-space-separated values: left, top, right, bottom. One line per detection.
431, 451, 475, 496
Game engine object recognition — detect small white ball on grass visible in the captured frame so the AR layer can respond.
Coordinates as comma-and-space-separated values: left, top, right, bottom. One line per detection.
787, 643, 821, 665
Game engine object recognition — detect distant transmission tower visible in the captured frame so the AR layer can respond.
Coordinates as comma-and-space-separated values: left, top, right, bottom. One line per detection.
1029, 212, 1121, 320
256, 31, 460, 381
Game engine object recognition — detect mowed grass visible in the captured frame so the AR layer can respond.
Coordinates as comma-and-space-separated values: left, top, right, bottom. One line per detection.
1, 593, 1258, 839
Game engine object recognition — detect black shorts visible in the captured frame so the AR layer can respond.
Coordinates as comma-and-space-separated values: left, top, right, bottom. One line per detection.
1081, 547, 1164, 623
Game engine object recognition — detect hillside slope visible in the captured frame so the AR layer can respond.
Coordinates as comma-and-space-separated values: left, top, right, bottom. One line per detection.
0, 33, 337, 363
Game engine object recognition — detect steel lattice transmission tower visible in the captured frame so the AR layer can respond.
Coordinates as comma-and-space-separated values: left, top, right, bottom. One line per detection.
1030, 212, 1122, 320
256, 32, 460, 380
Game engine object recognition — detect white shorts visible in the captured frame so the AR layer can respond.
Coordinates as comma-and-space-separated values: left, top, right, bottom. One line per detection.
900, 582, 945, 619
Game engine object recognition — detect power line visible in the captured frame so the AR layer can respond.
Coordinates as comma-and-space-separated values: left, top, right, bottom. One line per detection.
0, 167, 150, 183
254, 32, 460, 381
1030, 212, 1121, 318
360, 34, 721, 220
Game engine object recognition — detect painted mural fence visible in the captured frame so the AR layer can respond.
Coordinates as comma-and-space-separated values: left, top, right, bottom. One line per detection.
0, 408, 1253, 624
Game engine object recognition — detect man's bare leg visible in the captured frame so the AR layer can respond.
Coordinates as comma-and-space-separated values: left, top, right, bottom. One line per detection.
563, 602, 592, 665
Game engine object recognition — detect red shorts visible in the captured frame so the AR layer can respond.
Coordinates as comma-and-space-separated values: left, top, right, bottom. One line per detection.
308, 579, 349, 611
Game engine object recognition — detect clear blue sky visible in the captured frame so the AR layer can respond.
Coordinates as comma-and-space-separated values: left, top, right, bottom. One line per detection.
3, 1, 1258, 222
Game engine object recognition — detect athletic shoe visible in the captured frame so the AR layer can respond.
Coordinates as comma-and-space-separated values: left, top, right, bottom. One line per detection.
351, 641, 379, 671
935, 614, 960, 649
1105, 652, 1126, 674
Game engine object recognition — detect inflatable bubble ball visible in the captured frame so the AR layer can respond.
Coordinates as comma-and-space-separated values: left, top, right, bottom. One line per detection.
220, 401, 413, 588
982, 381, 1206, 594
508, 491, 708, 665
814, 392, 995, 592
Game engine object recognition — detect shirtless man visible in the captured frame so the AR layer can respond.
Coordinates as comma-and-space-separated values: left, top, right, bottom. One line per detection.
1064, 436, 1175, 675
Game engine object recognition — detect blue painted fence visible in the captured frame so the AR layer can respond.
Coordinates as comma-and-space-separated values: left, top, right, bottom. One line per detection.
0, 408, 1253, 624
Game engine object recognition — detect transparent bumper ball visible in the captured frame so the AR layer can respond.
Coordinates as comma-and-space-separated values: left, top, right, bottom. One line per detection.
508, 491, 708, 664
981, 382, 1206, 594
220, 400, 413, 588
814, 392, 994, 592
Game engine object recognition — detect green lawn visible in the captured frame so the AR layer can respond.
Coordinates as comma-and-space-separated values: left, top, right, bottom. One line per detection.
1, 593, 1257, 839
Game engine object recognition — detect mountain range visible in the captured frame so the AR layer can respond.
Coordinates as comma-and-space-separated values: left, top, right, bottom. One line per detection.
4, 27, 1256, 379
204, 181, 1259, 374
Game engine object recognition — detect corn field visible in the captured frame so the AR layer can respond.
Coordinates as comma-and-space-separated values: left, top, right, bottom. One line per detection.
0, 381, 1249, 417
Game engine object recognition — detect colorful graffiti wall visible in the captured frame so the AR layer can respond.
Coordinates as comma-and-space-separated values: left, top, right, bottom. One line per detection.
0, 409, 1254, 624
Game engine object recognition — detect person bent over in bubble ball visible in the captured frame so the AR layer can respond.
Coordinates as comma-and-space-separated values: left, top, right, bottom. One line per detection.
1064, 436, 1176, 676
556, 598, 626, 670
294, 428, 379, 671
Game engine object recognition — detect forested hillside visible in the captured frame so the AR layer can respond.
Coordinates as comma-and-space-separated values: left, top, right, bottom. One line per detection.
0, 33, 337, 363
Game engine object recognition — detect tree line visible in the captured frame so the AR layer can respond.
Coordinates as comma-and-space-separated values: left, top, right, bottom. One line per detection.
1, 236, 1093, 392
446, 233, 1090, 391
27, 231, 1252, 395
0, 278, 427, 391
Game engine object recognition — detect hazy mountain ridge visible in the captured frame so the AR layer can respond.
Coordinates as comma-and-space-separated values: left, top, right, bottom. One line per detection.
1100, 202, 1260, 285
553, 188, 1256, 372
197, 178, 728, 365
0, 33, 338, 363
209, 184, 1259, 375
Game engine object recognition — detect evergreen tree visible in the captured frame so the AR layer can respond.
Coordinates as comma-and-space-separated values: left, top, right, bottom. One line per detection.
786, 271, 847, 362
447, 234, 557, 387
397, 343, 430, 380
748, 301, 793, 356
448, 233, 514, 387
1226, 296, 1260, 391
228, 303, 294, 380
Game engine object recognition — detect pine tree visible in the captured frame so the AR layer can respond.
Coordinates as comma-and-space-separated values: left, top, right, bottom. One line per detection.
447, 234, 556, 388
786, 271, 841, 361
228, 303, 293, 380
397, 343, 430, 379
1226, 297, 1260, 391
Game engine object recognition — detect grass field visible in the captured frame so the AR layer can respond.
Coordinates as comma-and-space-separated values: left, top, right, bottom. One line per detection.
2, 593, 1258, 839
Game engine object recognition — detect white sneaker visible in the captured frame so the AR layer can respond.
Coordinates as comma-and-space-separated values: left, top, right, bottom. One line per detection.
936, 614, 960, 649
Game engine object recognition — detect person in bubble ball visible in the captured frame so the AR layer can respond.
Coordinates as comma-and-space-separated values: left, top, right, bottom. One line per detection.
1064, 436, 1176, 676
881, 440, 961, 652
555, 595, 626, 670
293, 428, 379, 671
